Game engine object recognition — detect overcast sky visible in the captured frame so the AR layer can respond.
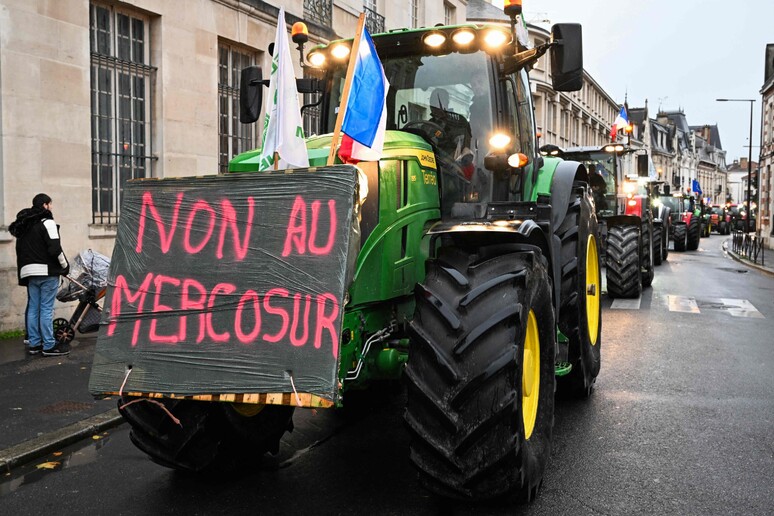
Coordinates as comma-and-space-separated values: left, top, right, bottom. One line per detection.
494, 0, 772, 163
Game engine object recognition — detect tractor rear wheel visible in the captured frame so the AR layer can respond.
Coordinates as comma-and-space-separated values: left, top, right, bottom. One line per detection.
661, 224, 670, 261
687, 216, 700, 250
652, 223, 663, 266
606, 225, 641, 298
406, 247, 555, 502
119, 397, 293, 473
673, 224, 687, 252
555, 186, 601, 398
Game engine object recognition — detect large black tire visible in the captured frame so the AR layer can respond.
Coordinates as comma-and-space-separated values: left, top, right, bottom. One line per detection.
687, 216, 700, 250
406, 247, 556, 502
641, 220, 654, 288
661, 224, 669, 262
673, 223, 687, 252
606, 225, 641, 299
652, 223, 663, 266
119, 397, 294, 473
555, 186, 601, 398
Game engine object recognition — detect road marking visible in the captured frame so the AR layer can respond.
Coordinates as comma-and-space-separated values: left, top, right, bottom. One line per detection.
719, 298, 765, 318
610, 297, 641, 310
667, 295, 700, 313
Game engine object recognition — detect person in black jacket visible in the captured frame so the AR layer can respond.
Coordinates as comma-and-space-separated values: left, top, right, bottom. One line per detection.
9, 194, 70, 356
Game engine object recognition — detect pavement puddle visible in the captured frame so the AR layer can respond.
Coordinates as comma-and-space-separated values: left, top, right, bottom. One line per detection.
0, 431, 113, 497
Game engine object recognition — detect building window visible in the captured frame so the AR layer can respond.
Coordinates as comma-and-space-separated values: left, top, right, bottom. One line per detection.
444, 2, 455, 25
410, 0, 419, 28
218, 42, 258, 174
90, 3, 156, 225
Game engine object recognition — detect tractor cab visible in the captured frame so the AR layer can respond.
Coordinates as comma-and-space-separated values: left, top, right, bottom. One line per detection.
237, 22, 583, 223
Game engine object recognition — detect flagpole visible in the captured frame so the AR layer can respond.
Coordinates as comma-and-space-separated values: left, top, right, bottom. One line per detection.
327, 13, 367, 166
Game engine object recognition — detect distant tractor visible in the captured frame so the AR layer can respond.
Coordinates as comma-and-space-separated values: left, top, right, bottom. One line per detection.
710, 204, 730, 235
555, 145, 655, 298
657, 193, 700, 252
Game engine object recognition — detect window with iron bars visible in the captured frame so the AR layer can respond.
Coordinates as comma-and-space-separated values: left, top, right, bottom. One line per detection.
89, 3, 156, 225
444, 2, 455, 25
410, 0, 419, 28
304, 0, 332, 28
302, 70, 322, 138
218, 42, 258, 173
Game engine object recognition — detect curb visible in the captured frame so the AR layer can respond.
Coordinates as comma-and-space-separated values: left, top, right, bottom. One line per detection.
722, 239, 774, 277
0, 409, 124, 471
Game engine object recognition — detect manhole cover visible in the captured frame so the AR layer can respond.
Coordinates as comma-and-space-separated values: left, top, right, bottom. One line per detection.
37, 401, 94, 414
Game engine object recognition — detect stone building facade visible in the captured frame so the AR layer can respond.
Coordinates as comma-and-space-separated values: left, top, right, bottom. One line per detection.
759, 43, 774, 247
0, 0, 468, 331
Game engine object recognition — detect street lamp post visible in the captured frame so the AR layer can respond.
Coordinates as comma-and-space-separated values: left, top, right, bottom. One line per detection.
716, 98, 755, 233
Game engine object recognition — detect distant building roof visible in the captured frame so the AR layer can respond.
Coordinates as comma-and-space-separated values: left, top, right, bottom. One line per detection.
689, 124, 723, 151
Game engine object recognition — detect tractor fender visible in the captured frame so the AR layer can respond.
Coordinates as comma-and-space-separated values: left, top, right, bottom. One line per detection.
425, 219, 551, 260
606, 214, 642, 228
549, 159, 588, 232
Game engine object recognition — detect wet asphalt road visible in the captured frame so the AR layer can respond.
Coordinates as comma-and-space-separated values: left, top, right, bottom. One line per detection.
1, 237, 773, 515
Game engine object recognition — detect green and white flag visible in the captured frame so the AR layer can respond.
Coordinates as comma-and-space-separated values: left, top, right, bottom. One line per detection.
516, 13, 531, 49
258, 7, 309, 171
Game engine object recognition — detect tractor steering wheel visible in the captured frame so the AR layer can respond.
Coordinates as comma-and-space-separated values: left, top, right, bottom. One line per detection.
402, 120, 445, 147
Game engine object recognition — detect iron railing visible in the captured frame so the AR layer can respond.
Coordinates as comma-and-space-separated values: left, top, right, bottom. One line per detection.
304, 0, 332, 28
364, 6, 385, 34
731, 230, 765, 266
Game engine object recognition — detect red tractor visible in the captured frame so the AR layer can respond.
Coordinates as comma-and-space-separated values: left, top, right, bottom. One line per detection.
656, 193, 700, 251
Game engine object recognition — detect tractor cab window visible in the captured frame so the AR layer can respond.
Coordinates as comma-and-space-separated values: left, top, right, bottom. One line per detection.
573, 153, 617, 215
326, 51, 497, 216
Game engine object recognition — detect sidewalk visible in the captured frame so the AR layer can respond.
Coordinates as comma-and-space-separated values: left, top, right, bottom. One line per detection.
0, 334, 123, 471
722, 238, 774, 277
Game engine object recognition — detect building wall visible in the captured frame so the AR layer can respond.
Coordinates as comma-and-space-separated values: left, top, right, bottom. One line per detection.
0, 0, 340, 330
0, 0, 474, 330
760, 76, 774, 247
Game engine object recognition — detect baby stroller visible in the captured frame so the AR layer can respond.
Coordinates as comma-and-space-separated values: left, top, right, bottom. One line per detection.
54, 250, 110, 345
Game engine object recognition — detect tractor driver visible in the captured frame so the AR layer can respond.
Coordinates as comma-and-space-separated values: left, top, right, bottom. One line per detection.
590, 164, 609, 211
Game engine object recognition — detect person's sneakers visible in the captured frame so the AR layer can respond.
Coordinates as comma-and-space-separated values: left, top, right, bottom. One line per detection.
42, 344, 70, 357
28, 345, 43, 355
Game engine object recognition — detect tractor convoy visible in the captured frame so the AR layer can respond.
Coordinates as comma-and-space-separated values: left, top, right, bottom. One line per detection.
88, 2, 705, 507
556, 145, 660, 299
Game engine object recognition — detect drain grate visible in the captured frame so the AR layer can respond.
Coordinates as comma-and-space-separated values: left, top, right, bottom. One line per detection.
37, 400, 94, 414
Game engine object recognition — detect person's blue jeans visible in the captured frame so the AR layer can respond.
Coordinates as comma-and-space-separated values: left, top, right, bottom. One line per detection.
26, 276, 60, 350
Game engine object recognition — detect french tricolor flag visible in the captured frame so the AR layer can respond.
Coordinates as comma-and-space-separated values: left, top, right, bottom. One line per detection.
338, 28, 389, 164
610, 105, 629, 141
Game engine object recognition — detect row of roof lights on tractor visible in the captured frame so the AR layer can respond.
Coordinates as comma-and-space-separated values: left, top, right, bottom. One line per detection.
306, 27, 512, 69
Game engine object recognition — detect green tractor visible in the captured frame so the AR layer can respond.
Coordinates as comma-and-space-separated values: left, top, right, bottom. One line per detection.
555, 145, 656, 298
112, 8, 600, 503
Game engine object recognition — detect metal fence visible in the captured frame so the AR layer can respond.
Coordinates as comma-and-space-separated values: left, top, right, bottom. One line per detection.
731, 231, 765, 265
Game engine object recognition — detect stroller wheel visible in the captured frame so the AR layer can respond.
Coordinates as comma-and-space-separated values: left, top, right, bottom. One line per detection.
54, 320, 75, 345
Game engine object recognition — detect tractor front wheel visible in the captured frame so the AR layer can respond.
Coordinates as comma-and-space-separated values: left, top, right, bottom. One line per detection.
687, 216, 701, 250
652, 223, 663, 266
406, 246, 556, 502
673, 223, 687, 252
119, 397, 293, 474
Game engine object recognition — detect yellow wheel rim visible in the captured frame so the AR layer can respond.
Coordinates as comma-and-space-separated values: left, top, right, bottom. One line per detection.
231, 403, 265, 417
585, 235, 600, 346
522, 310, 540, 440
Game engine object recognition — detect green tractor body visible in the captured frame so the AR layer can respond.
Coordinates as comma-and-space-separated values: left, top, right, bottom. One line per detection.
100, 15, 602, 504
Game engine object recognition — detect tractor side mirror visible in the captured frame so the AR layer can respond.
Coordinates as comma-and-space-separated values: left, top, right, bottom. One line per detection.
664, 184, 671, 195
550, 24, 583, 92
240, 66, 267, 124
637, 154, 649, 177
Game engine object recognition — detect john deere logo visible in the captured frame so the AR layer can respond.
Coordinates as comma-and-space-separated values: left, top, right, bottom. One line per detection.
418, 151, 436, 168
